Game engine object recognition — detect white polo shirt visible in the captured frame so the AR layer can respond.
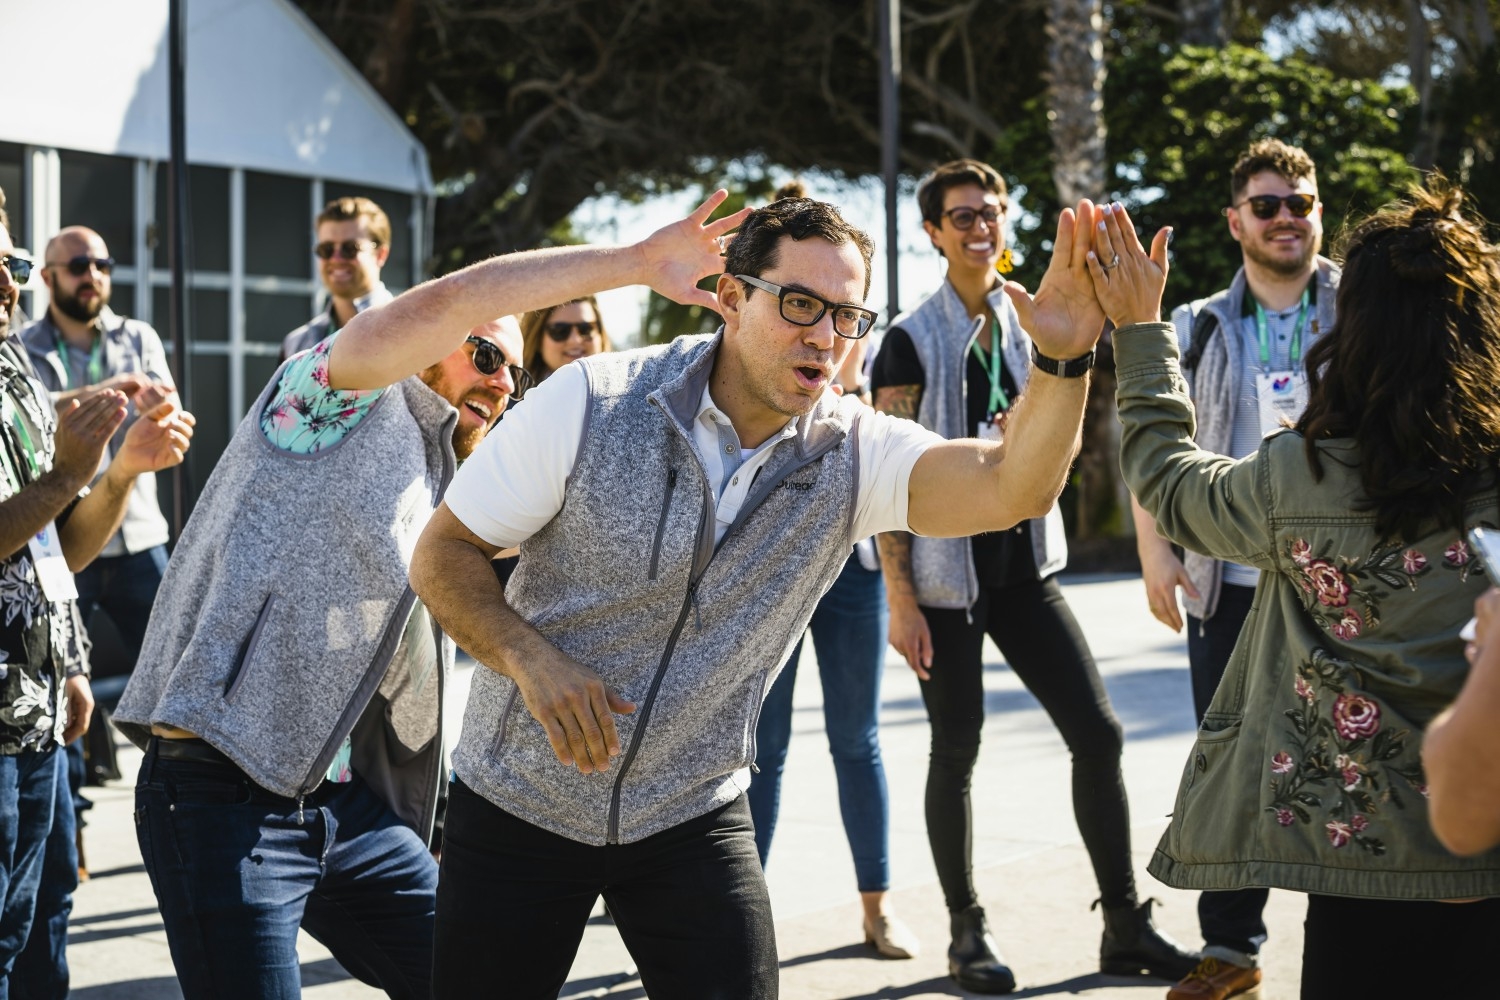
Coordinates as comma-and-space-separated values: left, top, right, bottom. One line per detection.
445, 361, 942, 549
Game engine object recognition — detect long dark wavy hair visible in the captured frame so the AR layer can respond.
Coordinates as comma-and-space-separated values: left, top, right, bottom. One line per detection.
1295, 179, 1500, 541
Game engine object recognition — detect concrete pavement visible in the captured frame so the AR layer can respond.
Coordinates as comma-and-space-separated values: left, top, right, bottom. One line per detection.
63, 575, 1302, 997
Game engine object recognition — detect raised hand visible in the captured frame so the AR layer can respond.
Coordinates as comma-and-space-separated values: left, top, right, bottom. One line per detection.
1001, 200, 1108, 361
1086, 202, 1171, 328
113, 408, 195, 477
51, 391, 128, 489
636, 189, 753, 312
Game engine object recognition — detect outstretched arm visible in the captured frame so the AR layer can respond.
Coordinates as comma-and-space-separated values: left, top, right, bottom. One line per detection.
1425, 588, 1500, 856
905, 200, 1106, 538
329, 191, 751, 391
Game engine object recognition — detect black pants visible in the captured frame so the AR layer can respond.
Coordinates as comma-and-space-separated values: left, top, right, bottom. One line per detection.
433, 779, 777, 1000
920, 576, 1135, 912
1302, 894, 1500, 998
1187, 583, 1271, 958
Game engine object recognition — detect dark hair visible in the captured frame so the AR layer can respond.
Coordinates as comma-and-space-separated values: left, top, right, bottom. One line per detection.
1295, 178, 1500, 540
1230, 139, 1317, 204
724, 197, 875, 298
916, 159, 1007, 227
317, 196, 391, 248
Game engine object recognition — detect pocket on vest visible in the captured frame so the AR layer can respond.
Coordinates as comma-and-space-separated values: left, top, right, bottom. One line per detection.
223, 593, 280, 702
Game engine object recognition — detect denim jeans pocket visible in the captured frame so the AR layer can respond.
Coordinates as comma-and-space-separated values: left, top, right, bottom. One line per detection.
154, 759, 254, 806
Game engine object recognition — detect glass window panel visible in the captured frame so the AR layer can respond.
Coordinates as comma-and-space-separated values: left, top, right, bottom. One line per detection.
110, 284, 136, 319
153, 285, 226, 392
183, 351, 231, 496
246, 291, 317, 346
153, 164, 230, 273
243, 355, 282, 410
0, 141, 26, 252
323, 183, 414, 292
245, 171, 311, 278
59, 151, 134, 265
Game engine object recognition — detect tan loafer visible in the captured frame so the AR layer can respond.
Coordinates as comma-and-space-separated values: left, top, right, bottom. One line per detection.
864, 913, 920, 959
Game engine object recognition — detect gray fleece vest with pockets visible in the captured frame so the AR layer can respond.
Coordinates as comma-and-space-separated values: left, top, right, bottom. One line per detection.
890, 280, 1067, 609
115, 362, 458, 839
453, 333, 864, 845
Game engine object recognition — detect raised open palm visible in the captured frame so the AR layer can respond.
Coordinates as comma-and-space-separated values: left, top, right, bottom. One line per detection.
1002, 200, 1108, 361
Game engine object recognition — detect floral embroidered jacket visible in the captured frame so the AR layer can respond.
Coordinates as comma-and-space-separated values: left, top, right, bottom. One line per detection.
1117, 321, 1500, 900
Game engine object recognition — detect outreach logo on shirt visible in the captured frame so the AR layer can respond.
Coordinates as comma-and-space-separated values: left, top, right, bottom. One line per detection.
1271, 375, 1295, 395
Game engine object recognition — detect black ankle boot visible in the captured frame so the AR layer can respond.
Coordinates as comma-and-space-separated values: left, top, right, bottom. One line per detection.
947, 904, 1016, 994
1097, 898, 1201, 981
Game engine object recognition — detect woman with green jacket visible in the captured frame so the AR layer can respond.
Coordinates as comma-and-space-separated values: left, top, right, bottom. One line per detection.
1094, 183, 1500, 999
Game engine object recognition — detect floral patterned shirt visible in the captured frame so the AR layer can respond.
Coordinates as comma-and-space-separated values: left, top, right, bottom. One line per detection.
0, 352, 73, 754
260, 334, 384, 783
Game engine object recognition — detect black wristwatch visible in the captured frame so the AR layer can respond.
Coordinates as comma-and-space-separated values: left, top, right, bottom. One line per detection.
1031, 345, 1095, 378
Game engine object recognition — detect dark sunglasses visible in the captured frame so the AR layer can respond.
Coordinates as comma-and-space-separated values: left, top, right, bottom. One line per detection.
466, 336, 532, 400
942, 205, 1003, 231
50, 255, 114, 277
1233, 193, 1317, 220
0, 254, 36, 285
735, 274, 878, 340
313, 240, 380, 260
544, 321, 598, 342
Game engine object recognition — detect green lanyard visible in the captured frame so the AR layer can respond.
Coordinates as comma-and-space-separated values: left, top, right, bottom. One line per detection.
1252, 289, 1310, 371
0, 395, 41, 490
968, 317, 1010, 419
54, 330, 104, 390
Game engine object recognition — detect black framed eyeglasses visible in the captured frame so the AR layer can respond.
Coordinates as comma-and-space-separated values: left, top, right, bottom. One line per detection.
544, 321, 598, 342
313, 240, 380, 260
734, 274, 877, 340
0, 254, 36, 285
1232, 193, 1317, 220
941, 205, 1003, 231
465, 336, 532, 400
49, 255, 114, 277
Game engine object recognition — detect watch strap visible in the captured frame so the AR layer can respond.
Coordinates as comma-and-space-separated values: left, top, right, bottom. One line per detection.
1031, 345, 1095, 378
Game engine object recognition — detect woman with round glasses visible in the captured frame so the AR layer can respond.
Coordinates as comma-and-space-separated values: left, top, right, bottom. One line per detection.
870, 159, 1197, 993
520, 296, 613, 384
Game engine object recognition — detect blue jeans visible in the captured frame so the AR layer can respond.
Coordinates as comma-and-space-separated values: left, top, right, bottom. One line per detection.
0, 746, 61, 1000
747, 554, 890, 892
134, 741, 438, 1000
11, 746, 75, 1000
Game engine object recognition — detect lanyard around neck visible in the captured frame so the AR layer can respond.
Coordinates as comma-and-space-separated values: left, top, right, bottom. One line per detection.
55, 328, 104, 390
1253, 288, 1310, 370
1, 395, 41, 488
968, 317, 1009, 418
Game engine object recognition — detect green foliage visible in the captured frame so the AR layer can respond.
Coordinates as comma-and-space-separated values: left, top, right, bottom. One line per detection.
1431, 44, 1500, 234
994, 44, 1419, 306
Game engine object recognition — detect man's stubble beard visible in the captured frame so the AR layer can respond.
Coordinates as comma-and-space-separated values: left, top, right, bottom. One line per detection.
53, 284, 106, 324
1243, 228, 1321, 278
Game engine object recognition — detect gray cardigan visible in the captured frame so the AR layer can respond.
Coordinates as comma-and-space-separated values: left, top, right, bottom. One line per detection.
887, 279, 1067, 609
116, 363, 458, 839
454, 334, 865, 845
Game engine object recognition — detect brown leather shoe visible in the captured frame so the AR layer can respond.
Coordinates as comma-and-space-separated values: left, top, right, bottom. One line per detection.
1165, 957, 1261, 1000
863, 913, 919, 959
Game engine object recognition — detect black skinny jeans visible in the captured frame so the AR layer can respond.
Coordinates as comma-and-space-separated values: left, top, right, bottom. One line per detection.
920, 576, 1135, 913
1301, 895, 1500, 999
433, 779, 777, 1000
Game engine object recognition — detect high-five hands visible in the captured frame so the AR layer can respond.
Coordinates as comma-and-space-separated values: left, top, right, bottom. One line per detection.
1001, 200, 1109, 361
637, 189, 754, 313
1084, 203, 1172, 329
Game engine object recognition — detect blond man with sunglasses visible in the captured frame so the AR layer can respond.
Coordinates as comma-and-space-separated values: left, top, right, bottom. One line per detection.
279, 196, 395, 361
1129, 139, 1339, 1000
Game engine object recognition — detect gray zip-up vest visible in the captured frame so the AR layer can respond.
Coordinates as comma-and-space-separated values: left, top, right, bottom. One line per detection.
889, 280, 1067, 609
1169, 256, 1339, 622
453, 334, 862, 845
115, 364, 458, 837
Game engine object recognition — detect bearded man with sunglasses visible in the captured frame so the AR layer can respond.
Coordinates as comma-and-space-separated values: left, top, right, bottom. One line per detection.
1129, 139, 1339, 1000
279, 196, 394, 361
410, 191, 1111, 1000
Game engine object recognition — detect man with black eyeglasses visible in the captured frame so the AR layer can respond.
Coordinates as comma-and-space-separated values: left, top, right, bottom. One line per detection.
0, 196, 193, 999
409, 191, 1111, 999
279, 195, 394, 361
1130, 139, 1339, 1000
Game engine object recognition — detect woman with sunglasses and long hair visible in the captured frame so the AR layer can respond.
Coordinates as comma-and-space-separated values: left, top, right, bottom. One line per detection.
871, 159, 1197, 993
520, 296, 613, 384
1102, 181, 1500, 998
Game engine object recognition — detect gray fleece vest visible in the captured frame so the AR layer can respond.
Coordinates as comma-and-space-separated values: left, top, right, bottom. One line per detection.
1169, 256, 1338, 622
453, 334, 862, 845
115, 364, 458, 837
889, 280, 1067, 609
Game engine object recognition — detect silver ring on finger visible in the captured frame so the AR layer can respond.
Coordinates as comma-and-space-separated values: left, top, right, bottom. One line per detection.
1104, 254, 1121, 270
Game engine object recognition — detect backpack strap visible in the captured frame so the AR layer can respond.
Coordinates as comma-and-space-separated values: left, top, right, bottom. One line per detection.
1180, 306, 1220, 375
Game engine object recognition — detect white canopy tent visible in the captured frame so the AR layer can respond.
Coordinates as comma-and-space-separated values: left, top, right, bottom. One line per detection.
0, 0, 433, 470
